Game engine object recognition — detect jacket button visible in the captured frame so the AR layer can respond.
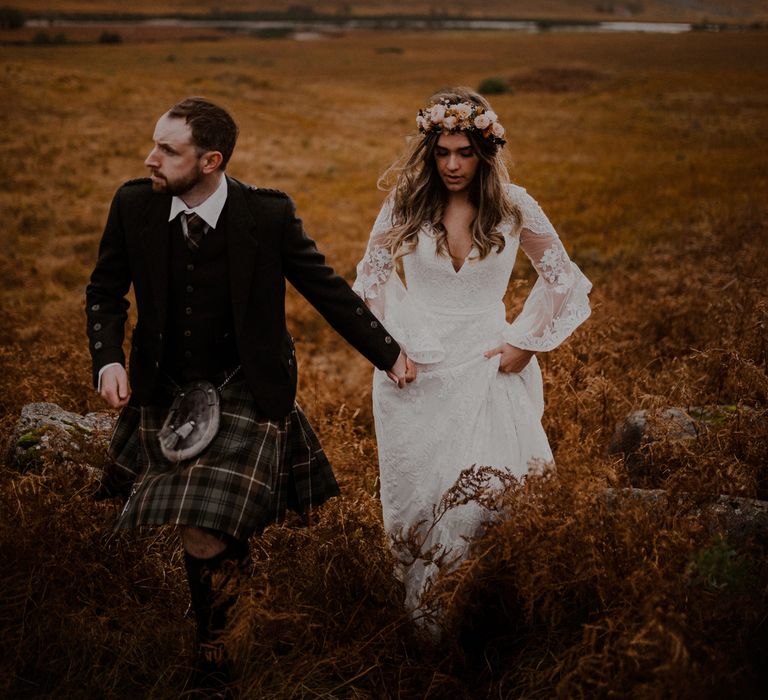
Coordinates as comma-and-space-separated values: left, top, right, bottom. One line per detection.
185, 307, 192, 315
93, 323, 102, 331
94, 341, 103, 349
187, 264, 194, 272
155, 361, 160, 368
91, 304, 100, 311
158, 332, 163, 341
384, 336, 392, 344
288, 358, 294, 366
370, 320, 378, 329
355, 307, 363, 316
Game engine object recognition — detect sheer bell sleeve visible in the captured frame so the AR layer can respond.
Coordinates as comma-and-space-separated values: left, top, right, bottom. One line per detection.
504, 186, 592, 352
353, 198, 445, 364
352, 197, 396, 318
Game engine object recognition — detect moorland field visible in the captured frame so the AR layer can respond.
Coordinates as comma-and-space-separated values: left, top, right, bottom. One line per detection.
1, 28, 767, 698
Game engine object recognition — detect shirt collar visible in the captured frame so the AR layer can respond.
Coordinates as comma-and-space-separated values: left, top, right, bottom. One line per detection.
168, 174, 228, 228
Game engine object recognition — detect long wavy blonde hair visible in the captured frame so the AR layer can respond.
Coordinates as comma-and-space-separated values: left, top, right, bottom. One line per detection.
379, 87, 521, 261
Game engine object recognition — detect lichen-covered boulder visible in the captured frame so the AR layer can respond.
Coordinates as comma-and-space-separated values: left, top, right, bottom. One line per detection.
11, 402, 115, 471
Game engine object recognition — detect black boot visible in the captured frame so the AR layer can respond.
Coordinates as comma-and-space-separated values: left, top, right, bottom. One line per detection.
183, 536, 250, 698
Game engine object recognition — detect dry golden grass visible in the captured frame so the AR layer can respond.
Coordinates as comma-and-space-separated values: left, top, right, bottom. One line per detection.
1, 29, 767, 698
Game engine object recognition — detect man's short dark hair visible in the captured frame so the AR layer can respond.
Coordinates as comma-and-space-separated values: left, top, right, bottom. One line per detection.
168, 97, 239, 170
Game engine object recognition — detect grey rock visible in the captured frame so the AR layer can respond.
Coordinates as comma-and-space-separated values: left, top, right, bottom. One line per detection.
609, 405, 760, 488
710, 493, 768, 545
11, 402, 116, 470
609, 408, 698, 455
603, 488, 768, 546
609, 408, 699, 485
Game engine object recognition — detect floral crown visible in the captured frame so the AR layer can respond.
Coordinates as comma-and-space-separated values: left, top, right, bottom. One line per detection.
416, 99, 506, 146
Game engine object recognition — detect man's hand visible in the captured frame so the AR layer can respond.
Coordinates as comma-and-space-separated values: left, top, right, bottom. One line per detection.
386, 350, 417, 388
484, 344, 535, 374
100, 364, 131, 408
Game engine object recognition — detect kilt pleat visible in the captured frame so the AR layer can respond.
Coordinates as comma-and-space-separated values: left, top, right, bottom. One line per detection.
103, 380, 339, 539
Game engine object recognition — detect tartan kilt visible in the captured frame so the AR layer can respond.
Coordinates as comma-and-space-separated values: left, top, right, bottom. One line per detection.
102, 379, 339, 540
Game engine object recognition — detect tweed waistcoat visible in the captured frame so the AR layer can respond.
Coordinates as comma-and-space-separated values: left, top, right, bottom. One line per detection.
161, 213, 239, 384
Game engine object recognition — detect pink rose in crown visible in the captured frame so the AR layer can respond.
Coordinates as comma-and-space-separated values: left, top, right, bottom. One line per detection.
491, 121, 505, 138
454, 103, 472, 120
486, 110, 498, 123
474, 113, 491, 130
442, 115, 458, 131
429, 104, 446, 123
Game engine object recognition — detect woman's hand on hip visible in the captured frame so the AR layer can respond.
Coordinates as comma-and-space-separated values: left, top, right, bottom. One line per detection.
484, 344, 534, 374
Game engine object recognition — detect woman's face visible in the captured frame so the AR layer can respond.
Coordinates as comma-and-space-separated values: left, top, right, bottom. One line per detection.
434, 133, 480, 193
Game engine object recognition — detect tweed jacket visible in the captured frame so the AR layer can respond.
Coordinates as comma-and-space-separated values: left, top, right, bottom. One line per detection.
86, 176, 401, 419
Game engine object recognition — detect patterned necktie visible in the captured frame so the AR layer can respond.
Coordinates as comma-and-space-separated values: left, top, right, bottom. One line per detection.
183, 212, 208, 251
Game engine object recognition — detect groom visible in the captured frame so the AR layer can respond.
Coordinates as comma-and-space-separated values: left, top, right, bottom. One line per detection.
86, 96, 412, 691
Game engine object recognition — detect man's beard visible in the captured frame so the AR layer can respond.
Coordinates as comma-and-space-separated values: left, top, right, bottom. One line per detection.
150, 165, 203, 196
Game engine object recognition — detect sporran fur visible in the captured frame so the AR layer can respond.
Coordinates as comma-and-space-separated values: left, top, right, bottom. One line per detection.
158, 380, 220, 462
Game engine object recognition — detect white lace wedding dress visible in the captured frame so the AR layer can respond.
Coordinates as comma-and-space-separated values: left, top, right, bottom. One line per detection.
353, 184, 592, 612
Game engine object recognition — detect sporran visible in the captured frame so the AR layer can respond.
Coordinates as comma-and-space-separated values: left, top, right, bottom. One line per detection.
157, 367, 241, 462
158, 381, 220, 462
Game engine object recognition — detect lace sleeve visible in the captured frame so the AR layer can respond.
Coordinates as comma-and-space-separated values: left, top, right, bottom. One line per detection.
352, 198, 396, 317
504, 187, 592, 352
353, 197, 444, 364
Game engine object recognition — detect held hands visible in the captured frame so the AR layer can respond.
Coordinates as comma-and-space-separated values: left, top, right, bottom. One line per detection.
484, 343, 535, 374
99, 364, 131, 408
386, 350, 417, 388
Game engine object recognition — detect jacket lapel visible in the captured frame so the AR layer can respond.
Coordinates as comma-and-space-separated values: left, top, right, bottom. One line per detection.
139, 192, 172, 330
224, 176, 260, 336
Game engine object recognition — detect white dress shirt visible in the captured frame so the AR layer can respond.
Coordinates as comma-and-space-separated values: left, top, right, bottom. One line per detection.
168, 172, 228, 228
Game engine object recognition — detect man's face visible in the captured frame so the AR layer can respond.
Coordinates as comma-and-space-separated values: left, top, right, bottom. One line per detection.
144, 114, 204, 196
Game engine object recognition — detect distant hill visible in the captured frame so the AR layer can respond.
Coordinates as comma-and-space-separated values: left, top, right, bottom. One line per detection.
10, 0, 768, 23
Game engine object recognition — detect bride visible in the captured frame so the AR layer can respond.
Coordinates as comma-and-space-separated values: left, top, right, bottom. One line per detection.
353, 87, 592, 615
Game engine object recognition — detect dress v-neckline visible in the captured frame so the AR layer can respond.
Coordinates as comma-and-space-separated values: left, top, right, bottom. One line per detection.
449, 255, 468, 274
447, 240, 473, 273
424, 223, 471, 274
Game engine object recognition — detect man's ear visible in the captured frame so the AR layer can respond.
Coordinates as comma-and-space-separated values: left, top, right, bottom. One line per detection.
200, 151, 224, 174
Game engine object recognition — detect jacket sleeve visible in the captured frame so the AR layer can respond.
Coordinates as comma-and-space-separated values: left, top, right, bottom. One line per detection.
85, 186, 133, 388
279, 196, 401, 371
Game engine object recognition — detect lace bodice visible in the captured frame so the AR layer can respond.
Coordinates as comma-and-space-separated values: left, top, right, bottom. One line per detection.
402, 222, 518, 311
353, 184, 592, 356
